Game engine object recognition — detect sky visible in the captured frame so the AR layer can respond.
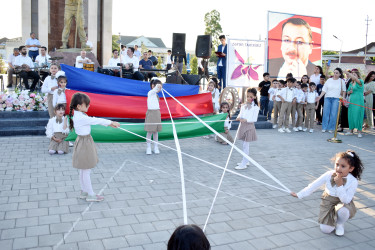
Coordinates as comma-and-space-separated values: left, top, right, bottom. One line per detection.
1, 0, 374, 52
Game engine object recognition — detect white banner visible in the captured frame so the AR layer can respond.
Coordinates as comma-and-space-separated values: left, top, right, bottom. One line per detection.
226, 39, 266, 88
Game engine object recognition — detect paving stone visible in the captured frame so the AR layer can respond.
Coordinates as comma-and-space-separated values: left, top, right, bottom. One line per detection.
102, 237, 129, 249
87, 228, 112, 240
1, 227, 25, 239
26, 225, 50, 236
13, 236, 38, 249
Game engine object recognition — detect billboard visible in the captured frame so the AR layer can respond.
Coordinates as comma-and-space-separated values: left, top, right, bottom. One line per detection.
267, 11, 322, 79
226, 38, 266, 88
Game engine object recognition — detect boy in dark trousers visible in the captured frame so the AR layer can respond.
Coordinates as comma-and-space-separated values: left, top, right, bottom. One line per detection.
258, 73, 271, 117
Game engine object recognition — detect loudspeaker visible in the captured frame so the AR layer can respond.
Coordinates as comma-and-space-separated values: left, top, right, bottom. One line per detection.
182, 74, 201, 85
166, 71, 184, 84
195, 35, 212, 58
172, 33, 186, 56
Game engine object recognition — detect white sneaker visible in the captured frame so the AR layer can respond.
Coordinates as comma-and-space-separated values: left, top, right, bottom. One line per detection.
322, 130, 326, 133
154, 147, 160, 154
237, 162, 250, 166
298, 126, 303, 131
345, 132, 353, 136
293, 127, 298, 132
285, 128, 291, 133
358, 133, 362, 138
278, 128, 285, 133
309, 129, 314, 133
146, 147, 152, 155
202, 135, 209, 139
235, 165, 247, 170
335, 224, 344, 236
69, 141, 74, 147
272, 124, 277, 129
328, 130, 333, 133
303, 128, 307, 132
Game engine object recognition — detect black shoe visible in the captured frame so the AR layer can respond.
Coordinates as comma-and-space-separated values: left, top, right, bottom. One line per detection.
337, 128, 344, 132
6, 85, 12, 88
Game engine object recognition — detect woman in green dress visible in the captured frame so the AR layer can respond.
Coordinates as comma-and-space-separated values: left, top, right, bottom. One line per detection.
363, 71, 375, 129
345, 69, 364, 138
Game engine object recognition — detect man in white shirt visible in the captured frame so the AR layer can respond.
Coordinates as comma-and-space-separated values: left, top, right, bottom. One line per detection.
85, 36, 93, 50
165, 50, 173, 70
7, 48, 20, 88
107, 49, 121, 77
120, 45, 127, 60
134, 45, 141, 58
35, 46, 52, 81
122, 47, 144, 81
75, 50, 92, 69
25, 32, 41, 62
14, 46, 40, 91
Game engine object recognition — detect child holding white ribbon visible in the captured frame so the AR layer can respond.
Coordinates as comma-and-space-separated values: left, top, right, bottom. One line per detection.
235, 88, 260, 170
215, 102, 233, 145
291, 150, 364, 236
144, 78, 163, 155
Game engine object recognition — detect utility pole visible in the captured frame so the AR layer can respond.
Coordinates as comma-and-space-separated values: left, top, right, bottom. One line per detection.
364, 15, 372, 65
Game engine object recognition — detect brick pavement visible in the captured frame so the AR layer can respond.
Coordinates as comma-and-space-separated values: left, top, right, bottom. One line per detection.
0, 128, 375, 249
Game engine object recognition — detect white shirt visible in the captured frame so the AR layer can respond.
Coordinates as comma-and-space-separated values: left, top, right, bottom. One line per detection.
279, 87, 295, 102
7, 53, 17, 67
297, 170, 358, 204
41, 76, 58, 94
52, 88, 67, 107
134, 50, 141, 58
274, 89, 282, 102
268, 88, 277, 101
205, 89, 220, 112
121, 50, 127, 59
222, 115, 232, 130
25, 38, 40, 51
294, 88, 305, 103
238, 102, 260, 123
123, 55, 139, 71
306, 90, 318, 104
108, 57, 121, 67
14, 55, 34, 69
322, 78, 346, 98
310, 73, 321, 85
147, 86, 161, 110
45, 116, 69, 139
166, 55, 172, 64
73, 111, 112, 136
75, 56, 91, 69
35, 54, 51, 66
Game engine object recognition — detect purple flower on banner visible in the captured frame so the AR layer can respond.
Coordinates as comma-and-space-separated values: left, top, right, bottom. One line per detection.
231, 49, 260, 81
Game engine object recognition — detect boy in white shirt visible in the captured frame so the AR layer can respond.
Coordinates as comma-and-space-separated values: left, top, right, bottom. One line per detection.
304, 83, 318, 132
268, 80, 278, 122
272, 81, 283, 128
277, 78, 296, 133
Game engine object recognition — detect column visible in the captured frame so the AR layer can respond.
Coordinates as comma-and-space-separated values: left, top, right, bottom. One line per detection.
88, 0, 98, 56
21, 0, 32, 44
102, 0, 112, 66
38, 0, 49, 48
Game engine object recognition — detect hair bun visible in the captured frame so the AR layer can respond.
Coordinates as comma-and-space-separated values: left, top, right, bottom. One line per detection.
55, 71, 66, 79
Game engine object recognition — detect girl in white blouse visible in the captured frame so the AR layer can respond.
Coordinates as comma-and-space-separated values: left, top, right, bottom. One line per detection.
291, 150, 364, 236
45, 104, 70, 155
235, 88, 260, 170
41, 64, 59, 118
52, 75, 67, 108
215, 102, 234, 145
144, 79, 163, 155
68, 93, 120, 202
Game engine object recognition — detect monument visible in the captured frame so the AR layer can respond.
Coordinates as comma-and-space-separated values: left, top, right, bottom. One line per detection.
21, 0, 113, 66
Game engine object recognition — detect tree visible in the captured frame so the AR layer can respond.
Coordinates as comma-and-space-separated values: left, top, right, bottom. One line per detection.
190, 56, 198, 75
0, 56, 6, 74
204, 10, 223, 64
322, 50, 338, 55
112, 35, 120, 52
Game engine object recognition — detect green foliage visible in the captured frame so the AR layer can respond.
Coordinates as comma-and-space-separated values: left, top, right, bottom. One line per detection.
182, 63, 187, 74
156, 56, 162, 77
0, 55, 6, 74
112, 35, 120, 52
141, 43, 148, 54
322, 50, 338, 55
190, 56, 198, 75
204, 10, 222, 64
370, 57, 375, 64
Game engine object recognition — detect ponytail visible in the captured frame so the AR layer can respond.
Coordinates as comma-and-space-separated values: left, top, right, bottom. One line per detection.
69, 105, 74, 131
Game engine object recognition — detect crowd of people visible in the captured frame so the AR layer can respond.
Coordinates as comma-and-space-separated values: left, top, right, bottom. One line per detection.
257, 66, 375, 137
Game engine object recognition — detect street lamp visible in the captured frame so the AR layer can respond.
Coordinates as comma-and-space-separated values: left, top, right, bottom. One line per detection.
333, 35, 343, 68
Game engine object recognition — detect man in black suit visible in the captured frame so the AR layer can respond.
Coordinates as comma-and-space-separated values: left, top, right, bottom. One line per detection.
268, 18, 316, 79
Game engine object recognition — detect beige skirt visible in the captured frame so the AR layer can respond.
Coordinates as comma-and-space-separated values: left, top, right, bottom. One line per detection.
49, 132, 69, 153
216, 127, 234, 144
318, 191, 357, 226
72, 134, 98, 169
47, 93, 54, 118
238, 122, 257, 142
144, 109, 162, 132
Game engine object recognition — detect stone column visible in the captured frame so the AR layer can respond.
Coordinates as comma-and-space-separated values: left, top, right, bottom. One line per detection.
102, 0, 113, 66
38, 0, 49, 49
88, 0, 98, 56
21, 0, 32, 44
